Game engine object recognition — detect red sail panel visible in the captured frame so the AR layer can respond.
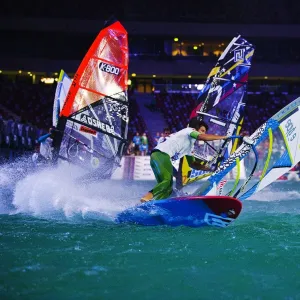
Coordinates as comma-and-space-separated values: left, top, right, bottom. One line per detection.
61, 21, 128, 117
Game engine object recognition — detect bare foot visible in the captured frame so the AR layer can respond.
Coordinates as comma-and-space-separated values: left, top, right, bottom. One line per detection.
140, 192, 153, 203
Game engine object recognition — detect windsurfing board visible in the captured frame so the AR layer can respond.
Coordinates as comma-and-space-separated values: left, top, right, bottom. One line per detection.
115, 196, 242, 228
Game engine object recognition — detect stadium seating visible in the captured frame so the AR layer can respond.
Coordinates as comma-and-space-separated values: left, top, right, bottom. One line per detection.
155, 92, 197, 132
0, 79, 298, 161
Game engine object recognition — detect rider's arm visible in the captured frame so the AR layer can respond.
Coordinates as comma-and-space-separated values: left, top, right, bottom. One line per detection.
37, 133, 51, 143
190, 130, 227, 141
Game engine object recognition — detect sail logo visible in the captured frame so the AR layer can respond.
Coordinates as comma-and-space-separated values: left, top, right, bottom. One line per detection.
204, 213, 233, 228
210, 85, 223, 106
226, 101, 243, 136
285, 118, 296, 142
99, 62, 120, 75
234, 49, 245, 62
190, 169, 206, 178
79, 125, 97, 136
171, 152, 180, 161
217, 180, 227, 195
79, 115, 115, 134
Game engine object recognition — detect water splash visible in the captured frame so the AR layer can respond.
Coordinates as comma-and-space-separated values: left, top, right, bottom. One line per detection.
0, 158, 140, 220
14, 165, 140, 220
0, 156, 35, 214
247, 184, 300, 202
2, 157, 300, 220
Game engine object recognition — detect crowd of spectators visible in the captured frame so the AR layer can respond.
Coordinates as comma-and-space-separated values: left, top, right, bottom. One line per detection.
127, 132, 149, 156
127, 90, 155, 152
152, 91, 293, 136
0, 78, 55, 130
0, 110, 44, 163
155, 93, 196, 133
0, 78, 299, 181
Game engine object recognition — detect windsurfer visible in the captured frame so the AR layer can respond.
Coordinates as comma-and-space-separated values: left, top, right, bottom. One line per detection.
140, 117, 229, 202
33, 127, 56, 163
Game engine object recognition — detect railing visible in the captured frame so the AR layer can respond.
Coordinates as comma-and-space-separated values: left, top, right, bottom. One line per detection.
152, 84, 290, 94
153, 84, 204, 94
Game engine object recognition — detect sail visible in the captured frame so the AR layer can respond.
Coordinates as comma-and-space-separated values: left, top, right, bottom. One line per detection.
53, 20, 129, 180
177, 35, 255, 189
52, 70, 71, 127
196, 96, 300, 200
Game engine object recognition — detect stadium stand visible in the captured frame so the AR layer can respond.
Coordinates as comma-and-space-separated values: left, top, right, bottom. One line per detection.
0, 76, 298, 162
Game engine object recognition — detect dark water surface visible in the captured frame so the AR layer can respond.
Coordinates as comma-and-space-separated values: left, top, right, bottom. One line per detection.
1, 163, 300, 299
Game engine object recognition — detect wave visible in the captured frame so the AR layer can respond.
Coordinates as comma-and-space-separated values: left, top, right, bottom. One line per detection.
246, 185, 300, 202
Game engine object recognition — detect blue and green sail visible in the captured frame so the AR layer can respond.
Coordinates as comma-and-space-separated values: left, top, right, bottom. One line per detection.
195, 96, 300, 200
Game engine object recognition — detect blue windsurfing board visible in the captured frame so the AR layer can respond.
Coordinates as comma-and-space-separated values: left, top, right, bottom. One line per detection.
116, 196, 242, 228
